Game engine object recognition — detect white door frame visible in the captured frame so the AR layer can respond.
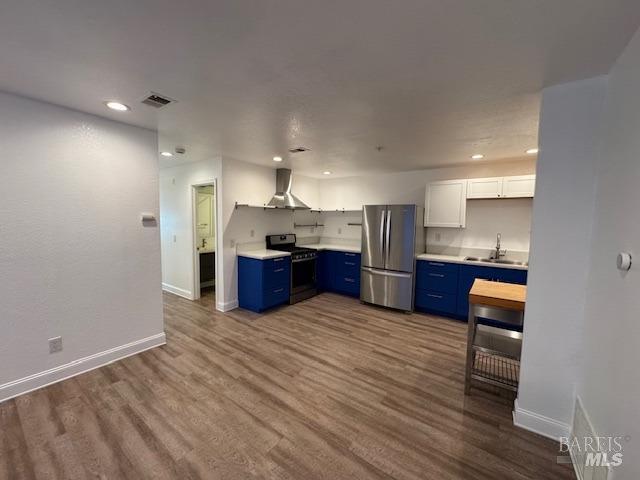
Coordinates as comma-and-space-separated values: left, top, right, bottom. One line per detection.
191, 178, 218, 301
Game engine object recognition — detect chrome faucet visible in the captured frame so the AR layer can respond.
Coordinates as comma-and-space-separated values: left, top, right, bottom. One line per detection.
493, 233, 506, 259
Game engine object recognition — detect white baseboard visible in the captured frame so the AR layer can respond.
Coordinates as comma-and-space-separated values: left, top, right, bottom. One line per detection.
217, 299, 238, 312
0, 332, 166, 403
513, 399, 571, 441
162, 283, 194, 300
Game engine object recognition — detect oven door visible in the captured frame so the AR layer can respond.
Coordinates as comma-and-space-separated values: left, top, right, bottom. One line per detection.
290, 257, 317, 302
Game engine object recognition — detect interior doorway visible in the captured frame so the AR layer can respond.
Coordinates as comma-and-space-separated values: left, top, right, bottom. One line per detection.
192, 182, 217, 304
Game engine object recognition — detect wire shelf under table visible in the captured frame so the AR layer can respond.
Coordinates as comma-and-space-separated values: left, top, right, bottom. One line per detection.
471, 352, 520, 391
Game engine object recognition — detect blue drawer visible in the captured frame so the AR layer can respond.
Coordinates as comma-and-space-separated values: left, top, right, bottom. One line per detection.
416, 261, 459, 294
415, 290, 457, 315
334, 273, 360, 297
263, 257, 290, 288
418, 260, 459, 275
340, 253, 360, 274
334, 252, 361, 276
263, 284, 289, 308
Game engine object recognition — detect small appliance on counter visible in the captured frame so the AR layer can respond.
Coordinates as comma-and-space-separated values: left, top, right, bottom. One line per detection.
360, 205, 425, 311
266, 234, 317, 304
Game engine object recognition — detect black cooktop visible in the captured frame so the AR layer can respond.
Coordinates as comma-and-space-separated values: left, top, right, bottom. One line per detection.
270, 244, 315, 253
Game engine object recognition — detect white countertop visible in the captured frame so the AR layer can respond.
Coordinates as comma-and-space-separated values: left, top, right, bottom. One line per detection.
416, 253, 528, 271
304, 243, 361, 253
198, 248, 215, 254
237, 249, 291, 260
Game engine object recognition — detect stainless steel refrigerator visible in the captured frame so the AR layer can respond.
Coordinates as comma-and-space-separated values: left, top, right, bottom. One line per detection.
360, 205, 425, 311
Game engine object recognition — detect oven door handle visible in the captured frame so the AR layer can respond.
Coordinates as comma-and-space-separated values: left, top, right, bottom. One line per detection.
292, 257, 317, 263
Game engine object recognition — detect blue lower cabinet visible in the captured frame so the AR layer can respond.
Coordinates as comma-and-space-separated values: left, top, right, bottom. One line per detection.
416, 261, 460, 294
322, 250, 361, 297
456, 265, 527, 318
415, 260, 459, 315
238, 256, 290, 312
415, 290, 457, 314
316, 251, 330, 291
334, 273, 360, 296
414, 259, 528, 320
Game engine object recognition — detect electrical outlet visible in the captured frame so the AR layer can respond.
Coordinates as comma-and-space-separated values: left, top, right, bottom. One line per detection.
49, 336, 63, 354
173, 234, 177, 243
250, 229, 255, 238
172, 178, 176, 185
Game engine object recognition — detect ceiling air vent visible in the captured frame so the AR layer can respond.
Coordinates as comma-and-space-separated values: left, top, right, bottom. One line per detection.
288, 147, 310, 154
141, 92, 175, 109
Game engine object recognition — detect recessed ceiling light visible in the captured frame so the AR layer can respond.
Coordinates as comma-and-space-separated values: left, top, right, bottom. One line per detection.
105, 101, 130, 112
273, 156, 283, 162
471, 154, 484, 160
323, 171, 332, 175
160, 151, 173, 157
526, 148, 539, 155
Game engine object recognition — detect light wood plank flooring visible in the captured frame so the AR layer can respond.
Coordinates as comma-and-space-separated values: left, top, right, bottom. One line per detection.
0, 291, 573, 479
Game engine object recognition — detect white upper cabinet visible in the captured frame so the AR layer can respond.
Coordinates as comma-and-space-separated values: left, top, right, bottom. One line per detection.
465, 174, 536, 199
467, 177, 504, 199
425, 179, 467, 228
502, 174, 536, 198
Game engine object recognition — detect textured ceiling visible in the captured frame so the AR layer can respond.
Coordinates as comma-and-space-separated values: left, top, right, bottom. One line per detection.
2, 0, 640, 176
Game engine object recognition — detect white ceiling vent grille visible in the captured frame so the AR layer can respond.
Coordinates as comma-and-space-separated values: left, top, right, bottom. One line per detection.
141, 92, 175, 109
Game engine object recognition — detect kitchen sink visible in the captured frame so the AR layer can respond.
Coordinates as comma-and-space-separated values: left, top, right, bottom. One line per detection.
464, 256, 528, 266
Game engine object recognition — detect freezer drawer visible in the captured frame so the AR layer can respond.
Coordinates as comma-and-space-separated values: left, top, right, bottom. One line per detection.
360, 267, 414, 311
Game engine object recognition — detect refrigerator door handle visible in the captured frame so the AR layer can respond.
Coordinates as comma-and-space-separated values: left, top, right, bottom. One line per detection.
380, 209, 386, 261
362, 266, 412, 279
385, 209, 391, 267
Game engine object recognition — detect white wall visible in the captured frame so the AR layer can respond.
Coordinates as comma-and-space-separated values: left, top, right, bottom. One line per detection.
578, 28, 640, 480
318, 160, 536, 253
217, 159, 320, 310
0, 92, 164, 401
515, 76, 607, 438
319, 159, 536, 210
159, 159, 221, 299
518, 32, 640, 477
428, 198, 532, 254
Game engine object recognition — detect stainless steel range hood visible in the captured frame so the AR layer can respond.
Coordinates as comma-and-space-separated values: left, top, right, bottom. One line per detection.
267, 168, 310, 210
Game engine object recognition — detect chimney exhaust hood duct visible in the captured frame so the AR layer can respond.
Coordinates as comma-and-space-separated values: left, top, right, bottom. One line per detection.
267, 168, 310, 210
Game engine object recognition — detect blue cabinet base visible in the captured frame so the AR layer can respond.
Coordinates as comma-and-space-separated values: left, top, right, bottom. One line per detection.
415, 260, 527, 322
317, 251, 361, 298
238, 256, 291, 313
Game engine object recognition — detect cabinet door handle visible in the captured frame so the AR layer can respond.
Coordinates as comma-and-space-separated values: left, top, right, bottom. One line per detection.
344, 277, 355, 283
427, 294, 443, 299
274, 288, 284, 293
428, 262, 445, 267
274, 268, 285, 273
345, 261, 356, 266
273, 258, 284, 262
428, 273, 445, 278
345, 253, 356, 257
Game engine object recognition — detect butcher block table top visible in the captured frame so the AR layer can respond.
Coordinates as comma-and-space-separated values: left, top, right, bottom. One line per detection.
469, 279, 527, 312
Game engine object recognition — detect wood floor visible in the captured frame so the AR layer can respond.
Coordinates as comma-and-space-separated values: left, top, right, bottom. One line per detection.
0, 291, 573, 480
